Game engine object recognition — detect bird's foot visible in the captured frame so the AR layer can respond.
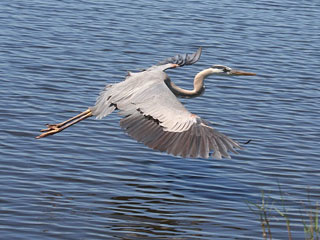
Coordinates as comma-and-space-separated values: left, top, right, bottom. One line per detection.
35, 108, 93, 139
40, 123, 62, 131
36, 123, 63, 139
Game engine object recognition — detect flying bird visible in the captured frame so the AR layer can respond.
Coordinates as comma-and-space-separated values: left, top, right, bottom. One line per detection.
36, 47, 256, 159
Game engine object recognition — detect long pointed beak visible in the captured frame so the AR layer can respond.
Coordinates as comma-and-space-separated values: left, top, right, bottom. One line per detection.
230, 69, 256, 76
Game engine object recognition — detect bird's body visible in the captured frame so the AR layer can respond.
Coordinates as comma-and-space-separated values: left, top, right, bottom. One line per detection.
91, 66, 195, 133
37, 48, 256, 159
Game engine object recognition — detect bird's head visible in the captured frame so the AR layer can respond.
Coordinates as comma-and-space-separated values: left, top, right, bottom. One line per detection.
209, 65, 256, 76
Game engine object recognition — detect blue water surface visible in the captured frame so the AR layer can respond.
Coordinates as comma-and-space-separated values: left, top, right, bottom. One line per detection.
1, 0, 320, 239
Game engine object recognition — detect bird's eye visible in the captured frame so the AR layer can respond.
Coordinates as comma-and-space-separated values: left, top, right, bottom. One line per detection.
223, 68, 228, 72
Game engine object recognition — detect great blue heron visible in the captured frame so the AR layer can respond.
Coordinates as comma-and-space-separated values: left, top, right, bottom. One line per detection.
36, 47, 256, 159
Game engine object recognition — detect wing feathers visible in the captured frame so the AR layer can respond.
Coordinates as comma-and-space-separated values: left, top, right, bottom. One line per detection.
157, 47, 202, 67
120, 112, 241, 159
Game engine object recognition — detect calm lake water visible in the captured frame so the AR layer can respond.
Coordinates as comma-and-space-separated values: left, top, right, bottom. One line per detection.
1, 0, 320, 239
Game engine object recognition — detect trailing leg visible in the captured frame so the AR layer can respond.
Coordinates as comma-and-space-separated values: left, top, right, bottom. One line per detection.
36, 109, 93, 139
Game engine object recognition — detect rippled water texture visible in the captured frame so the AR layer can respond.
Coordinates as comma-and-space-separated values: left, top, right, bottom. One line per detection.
1, 0, 320, 239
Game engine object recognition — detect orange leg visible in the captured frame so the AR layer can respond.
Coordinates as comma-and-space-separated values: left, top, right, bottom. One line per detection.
36, 109, 93, 139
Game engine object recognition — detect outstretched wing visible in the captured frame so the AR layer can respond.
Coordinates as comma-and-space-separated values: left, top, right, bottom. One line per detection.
118, 80, 241, 159
120, 115, 241, 159
157, 47, 202, 67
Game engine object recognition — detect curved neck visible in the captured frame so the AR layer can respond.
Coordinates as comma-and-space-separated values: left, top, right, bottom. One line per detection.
166, 68, 212, 98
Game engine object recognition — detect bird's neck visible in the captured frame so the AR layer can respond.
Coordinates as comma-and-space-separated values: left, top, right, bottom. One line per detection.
166, 68, 212, 98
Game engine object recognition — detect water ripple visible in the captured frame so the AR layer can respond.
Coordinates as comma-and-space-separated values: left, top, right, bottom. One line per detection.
1, 0, 320, 239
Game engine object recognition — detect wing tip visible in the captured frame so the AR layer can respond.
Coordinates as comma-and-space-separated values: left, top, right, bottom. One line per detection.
157, 47, 202, 67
